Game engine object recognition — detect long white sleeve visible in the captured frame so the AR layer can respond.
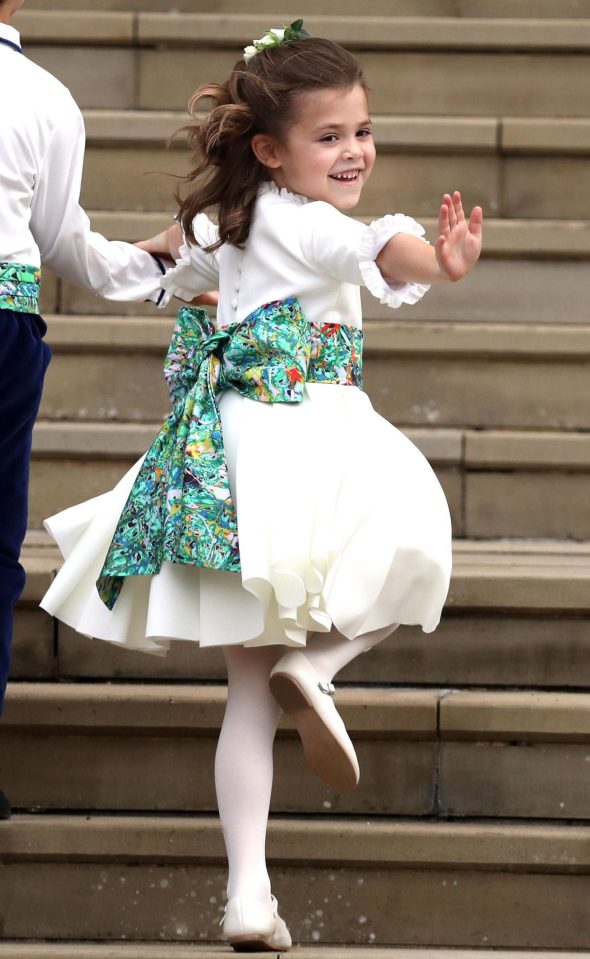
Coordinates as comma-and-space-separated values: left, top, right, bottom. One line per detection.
29, 94, 164, 303
0, 32, 164, 303
299, 201, 430, 308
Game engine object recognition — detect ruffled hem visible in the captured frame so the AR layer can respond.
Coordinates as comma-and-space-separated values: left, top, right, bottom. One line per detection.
158, 240, 201, 308
40, 385, 452, 655
358, 213, 431, 309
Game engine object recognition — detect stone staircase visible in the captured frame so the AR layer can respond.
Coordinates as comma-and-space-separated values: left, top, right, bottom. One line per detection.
2, 2, 590, 953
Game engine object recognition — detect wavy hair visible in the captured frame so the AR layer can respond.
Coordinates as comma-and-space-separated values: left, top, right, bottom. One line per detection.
176, 38, 367, 251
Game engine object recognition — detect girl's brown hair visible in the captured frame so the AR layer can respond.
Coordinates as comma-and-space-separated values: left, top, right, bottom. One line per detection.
176, 38, 367, 252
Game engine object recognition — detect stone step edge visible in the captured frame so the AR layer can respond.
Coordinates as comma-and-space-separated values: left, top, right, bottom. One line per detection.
43, 316, 590, 359
16, 0, 590, 13
2, 814, 590, 868
17, 541, 590, 612
0, 947, 586, 959
15, 11, 590, 51
82, 110, 590, 155
82, 213, 590, 258
29, 421, 590, 471
3, 683, 590, 742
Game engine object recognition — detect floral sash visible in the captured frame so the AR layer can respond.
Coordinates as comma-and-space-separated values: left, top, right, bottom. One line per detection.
97, 297, 363, 609
0, 262, 41, 314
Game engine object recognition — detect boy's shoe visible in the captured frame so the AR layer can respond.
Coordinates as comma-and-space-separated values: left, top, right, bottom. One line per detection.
0, 789, 11, 820
269, 649, 360, 790
221, 894, 292, 952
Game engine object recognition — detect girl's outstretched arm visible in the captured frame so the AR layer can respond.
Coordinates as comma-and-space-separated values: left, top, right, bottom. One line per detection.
376, 191, 483, 284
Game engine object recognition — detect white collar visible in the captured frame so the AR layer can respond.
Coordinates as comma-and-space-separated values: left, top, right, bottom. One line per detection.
0, 23, 22, 49
258, 180, 312, 206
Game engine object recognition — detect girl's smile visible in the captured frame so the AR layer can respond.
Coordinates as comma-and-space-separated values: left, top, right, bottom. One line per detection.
251, 84, 376, 210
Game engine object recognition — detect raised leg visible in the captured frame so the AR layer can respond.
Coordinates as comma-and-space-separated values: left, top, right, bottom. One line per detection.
302, 623, 398, 683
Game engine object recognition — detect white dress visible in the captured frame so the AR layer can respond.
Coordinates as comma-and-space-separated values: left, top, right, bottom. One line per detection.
40, 183, 452, 654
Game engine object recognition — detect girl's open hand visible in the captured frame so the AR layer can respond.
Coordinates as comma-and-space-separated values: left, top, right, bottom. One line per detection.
436, 192, 483, 281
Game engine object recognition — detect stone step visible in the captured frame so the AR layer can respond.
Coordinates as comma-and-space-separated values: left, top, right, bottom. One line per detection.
38, 213, 590, 323
8, 949, 587, 959
39, 317, 590, 432
81, 108, 590, 155
14, 538, 590, 689
44, 261, 590, 328
14, 13, 590, 115
63, 211, 590, 258
0, 814, 589, 946
16, 11, 590, 49
21, 0, 590, 17
2, 682, 590, 820
76, 111, 590, 220
28, 420, 590, 539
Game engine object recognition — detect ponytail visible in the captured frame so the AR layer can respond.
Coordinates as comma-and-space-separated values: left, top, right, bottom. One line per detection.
176, 80, 262, 251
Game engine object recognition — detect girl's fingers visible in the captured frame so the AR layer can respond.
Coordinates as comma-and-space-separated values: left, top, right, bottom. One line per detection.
446, 194, 458, 229
439, 201, 450, 237
453, 191, 465, 223
468, 205, 484, 238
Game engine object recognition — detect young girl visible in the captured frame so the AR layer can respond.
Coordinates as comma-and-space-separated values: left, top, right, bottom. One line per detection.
41, 23, 482, 953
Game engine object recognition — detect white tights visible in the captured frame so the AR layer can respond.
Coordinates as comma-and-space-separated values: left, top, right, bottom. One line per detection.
215, 624, 397, 903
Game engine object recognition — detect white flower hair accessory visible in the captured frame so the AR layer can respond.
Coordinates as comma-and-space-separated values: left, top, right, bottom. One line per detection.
244, 19, 310, 63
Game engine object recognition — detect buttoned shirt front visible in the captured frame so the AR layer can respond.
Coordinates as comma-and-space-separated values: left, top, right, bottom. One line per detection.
0, 23, 163, 303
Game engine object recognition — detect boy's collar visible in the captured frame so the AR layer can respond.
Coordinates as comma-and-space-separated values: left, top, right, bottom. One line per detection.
0, 23, 22, 51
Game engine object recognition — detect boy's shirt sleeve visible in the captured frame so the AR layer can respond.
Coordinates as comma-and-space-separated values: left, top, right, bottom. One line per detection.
29, 91, 165, 303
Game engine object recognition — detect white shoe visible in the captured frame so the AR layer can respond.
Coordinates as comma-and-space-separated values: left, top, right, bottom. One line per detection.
270, 650, 360, 790
220, 894, 292, 952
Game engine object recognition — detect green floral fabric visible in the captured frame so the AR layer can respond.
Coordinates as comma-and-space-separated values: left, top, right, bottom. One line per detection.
97, 297, 363, 609
0, 262, 41, 314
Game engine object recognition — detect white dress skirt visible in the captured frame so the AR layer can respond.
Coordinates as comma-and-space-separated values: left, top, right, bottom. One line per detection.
40, 381, 452, 654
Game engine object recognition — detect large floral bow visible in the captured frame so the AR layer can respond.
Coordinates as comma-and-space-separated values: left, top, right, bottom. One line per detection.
96, 299, 312, 609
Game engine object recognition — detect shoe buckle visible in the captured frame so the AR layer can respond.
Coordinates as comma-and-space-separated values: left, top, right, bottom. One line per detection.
318, 680, 336, 697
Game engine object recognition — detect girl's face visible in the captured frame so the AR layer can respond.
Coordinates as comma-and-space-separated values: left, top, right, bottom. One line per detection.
255, 84, 376, 210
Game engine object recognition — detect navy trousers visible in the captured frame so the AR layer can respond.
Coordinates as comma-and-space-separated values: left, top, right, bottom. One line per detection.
0, 308, 51, 711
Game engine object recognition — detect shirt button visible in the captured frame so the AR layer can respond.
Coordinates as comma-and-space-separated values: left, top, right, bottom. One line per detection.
231, 298, 238, 309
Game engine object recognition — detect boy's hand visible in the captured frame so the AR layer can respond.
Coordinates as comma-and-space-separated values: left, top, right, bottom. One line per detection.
435, 191, 483, 281
136, 223, 183, 260
190, 291, 219, 306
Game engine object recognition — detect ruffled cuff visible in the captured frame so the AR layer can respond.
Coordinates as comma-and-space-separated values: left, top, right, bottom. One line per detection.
358, 213, 431, 309
158, 241, 199, 308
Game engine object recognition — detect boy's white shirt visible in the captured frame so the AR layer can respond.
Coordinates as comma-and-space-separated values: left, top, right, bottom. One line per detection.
0, 24, 163, 302
161, 182, 430, 326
